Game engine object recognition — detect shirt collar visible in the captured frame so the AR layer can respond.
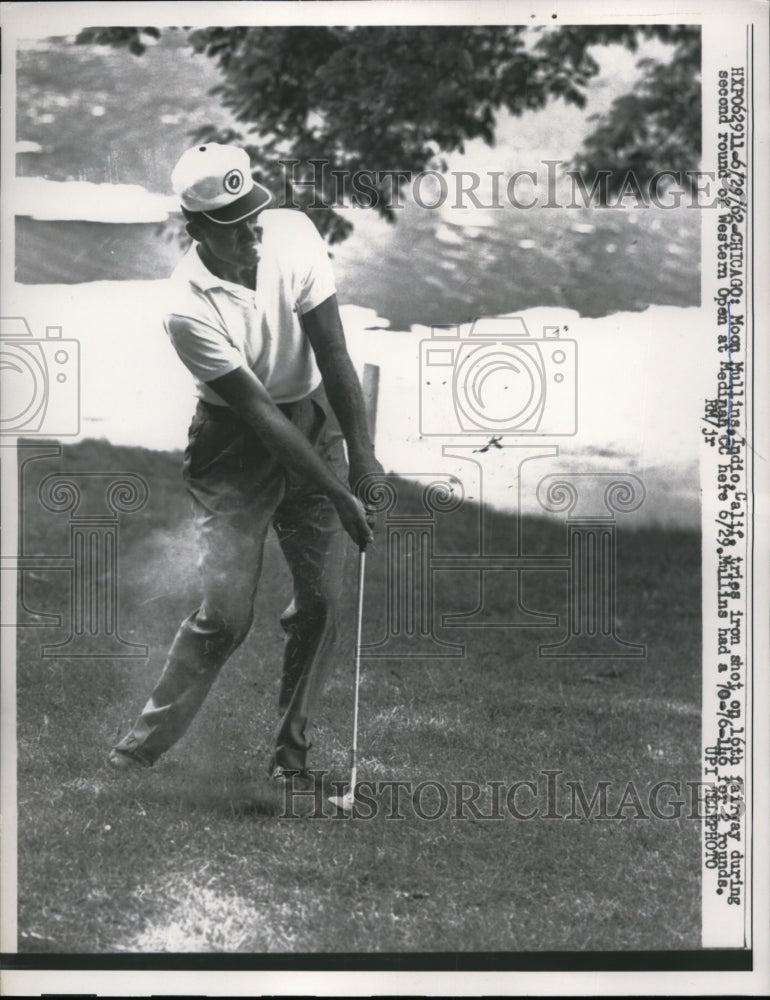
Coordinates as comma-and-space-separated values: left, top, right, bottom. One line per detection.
176, 208, 274, 293
178, 244, 229, 292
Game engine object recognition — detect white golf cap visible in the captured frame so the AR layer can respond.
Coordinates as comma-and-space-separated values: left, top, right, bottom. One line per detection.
171, 143, 272, 224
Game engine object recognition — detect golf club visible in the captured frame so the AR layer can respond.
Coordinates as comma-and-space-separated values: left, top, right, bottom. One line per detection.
328, 547, 366, 812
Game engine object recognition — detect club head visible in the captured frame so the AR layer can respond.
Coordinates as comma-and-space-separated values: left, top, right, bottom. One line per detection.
327, 790, 355, 812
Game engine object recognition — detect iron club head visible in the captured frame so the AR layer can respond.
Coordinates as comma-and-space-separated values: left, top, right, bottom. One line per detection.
327, 789, 355, 812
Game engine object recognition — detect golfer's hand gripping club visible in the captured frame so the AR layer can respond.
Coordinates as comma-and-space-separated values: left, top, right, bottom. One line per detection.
333, 491, 374, 550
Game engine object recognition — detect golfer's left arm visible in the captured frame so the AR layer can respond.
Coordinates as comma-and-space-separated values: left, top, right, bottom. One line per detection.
302, 294, 384, 493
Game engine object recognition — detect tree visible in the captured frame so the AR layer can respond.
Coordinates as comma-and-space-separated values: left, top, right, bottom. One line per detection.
76, 24, 701, 240
568, 27, 701, 198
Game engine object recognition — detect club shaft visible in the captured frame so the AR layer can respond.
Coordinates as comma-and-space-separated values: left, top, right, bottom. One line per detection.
350, 548, 366, 785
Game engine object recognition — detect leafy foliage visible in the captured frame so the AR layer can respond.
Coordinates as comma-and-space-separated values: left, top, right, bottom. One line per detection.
569, 27, 702, 196
76, 24, 701, 240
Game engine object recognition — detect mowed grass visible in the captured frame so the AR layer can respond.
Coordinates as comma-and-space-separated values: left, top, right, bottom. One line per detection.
16, 439, 701, 953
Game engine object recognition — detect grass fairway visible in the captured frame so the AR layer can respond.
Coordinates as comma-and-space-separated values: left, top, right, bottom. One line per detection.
16, 439, 701, 954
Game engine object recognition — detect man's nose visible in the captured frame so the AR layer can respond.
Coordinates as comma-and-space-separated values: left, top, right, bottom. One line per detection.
244, 217, 263, 240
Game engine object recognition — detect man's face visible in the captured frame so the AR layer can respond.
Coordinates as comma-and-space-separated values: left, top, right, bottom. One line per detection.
188, 212, 263, 269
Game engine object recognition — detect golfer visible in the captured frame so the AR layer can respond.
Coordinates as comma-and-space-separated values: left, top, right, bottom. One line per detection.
109, 143, 382, 785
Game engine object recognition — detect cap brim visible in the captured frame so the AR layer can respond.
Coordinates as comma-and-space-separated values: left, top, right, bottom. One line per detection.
201, 181, 273, 224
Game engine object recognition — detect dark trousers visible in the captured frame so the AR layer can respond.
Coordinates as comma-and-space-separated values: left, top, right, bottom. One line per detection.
114, 388, 348, 771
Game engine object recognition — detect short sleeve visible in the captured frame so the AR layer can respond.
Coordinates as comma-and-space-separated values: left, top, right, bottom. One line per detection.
164, 313, 243, 383
292, 213, 337, 315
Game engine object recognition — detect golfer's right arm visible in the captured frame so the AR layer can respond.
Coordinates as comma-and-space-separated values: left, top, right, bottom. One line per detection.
206, 365, 373, 549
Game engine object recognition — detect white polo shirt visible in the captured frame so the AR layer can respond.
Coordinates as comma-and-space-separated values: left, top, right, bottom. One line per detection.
163, 208, 336, 405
